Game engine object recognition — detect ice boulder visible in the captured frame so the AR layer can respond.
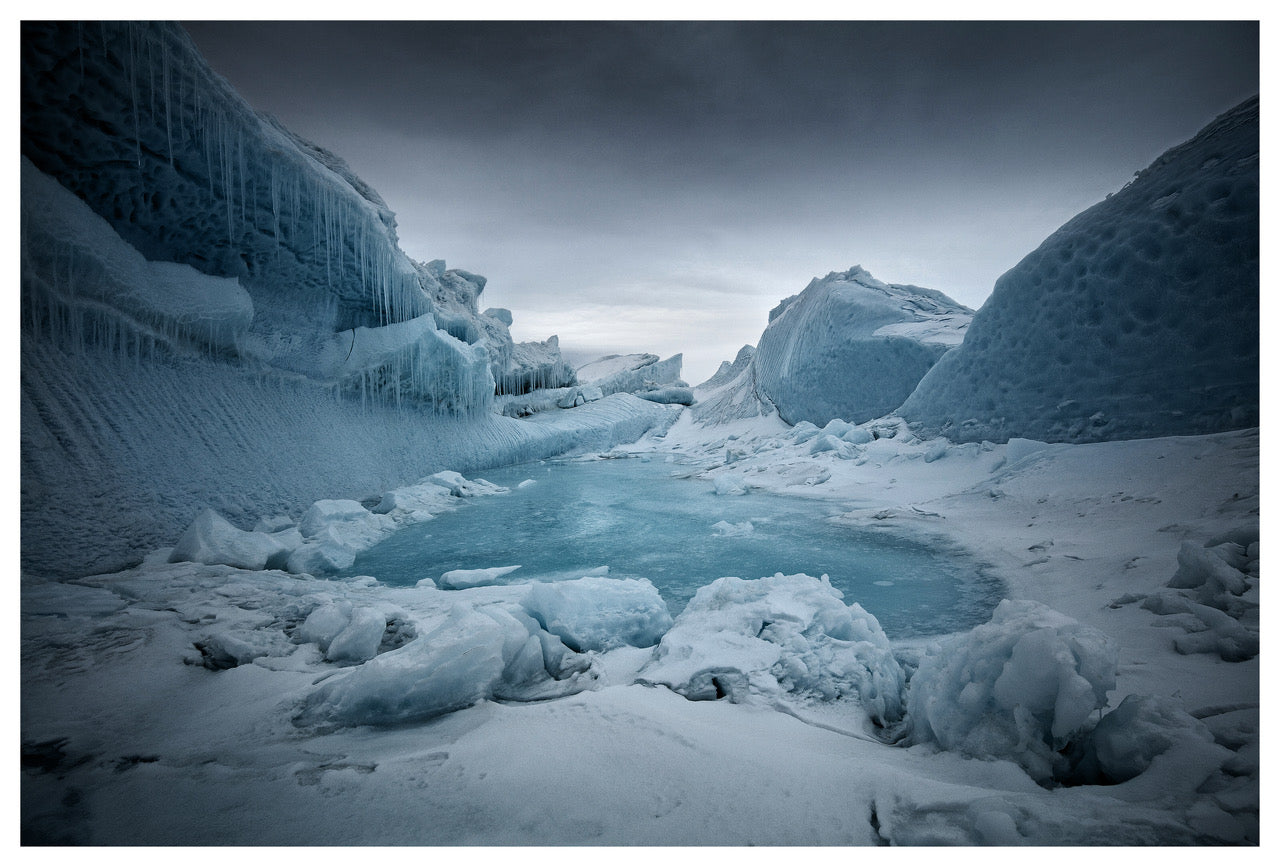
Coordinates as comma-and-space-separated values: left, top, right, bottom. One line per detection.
899, 97, 1259, 443
521, 577, 674, 653
297, 601, 389, 664
438, 565, 524, 590
639, 574, 904, 728
169, 509, 294, 571
297, 500, 395, 553
295, 602, 583, 727
907, 599, 1117, 783
752, 267, 972, 426
425, 471, 509, 498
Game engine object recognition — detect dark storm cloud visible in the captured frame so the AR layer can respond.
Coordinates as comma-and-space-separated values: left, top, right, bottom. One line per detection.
182, 20, 1258, 382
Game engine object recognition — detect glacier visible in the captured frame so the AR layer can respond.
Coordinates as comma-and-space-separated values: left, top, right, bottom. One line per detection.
897, 97, 1259, 443
20, 20, 1258, 847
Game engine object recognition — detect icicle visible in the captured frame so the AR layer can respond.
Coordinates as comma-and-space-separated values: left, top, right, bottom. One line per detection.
127, 24, 141, 170
161, 29, 172, 166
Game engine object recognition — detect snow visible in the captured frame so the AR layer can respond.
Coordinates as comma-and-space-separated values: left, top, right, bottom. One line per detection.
22, 421, 1259, 843
752, 267, 972, 426
899, 97, 1259, 443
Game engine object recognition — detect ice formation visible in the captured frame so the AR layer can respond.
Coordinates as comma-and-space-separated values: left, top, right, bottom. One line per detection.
639, 573, 904, 729
20, 22, 670, 577
899, 97, 1259, 443
906, 599, 1117, 783
750, 268, 972, 427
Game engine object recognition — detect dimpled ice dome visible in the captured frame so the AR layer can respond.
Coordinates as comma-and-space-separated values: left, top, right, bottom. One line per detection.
898, 97, 1258, 444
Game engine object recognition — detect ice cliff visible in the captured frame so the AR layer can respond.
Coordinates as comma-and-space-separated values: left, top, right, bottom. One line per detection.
898, 97, 1259, 443
21, 21, 573, 405
20, 22, 663, 578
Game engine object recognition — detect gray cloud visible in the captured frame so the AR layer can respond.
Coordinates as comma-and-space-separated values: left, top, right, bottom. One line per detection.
183, 20, 1258, 383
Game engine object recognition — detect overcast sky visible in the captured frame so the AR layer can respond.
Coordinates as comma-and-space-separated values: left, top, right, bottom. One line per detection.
183, 20, 1258, 384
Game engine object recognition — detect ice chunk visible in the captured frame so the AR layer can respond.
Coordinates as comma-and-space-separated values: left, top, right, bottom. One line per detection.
425, 471, 509, 498
297, 603, 519, 726
640, 574, 904, 728
169, 509, 294, 571
326, 606, 389, 664
1070, 694, 1221, 785
438, 565, 523, 590
711, 520, 754, 537
713, 474, 749, 496
635, 386, 695, 405
522, 577, 673, 653
295, 601, 584, 727
907, 599, 1117, 782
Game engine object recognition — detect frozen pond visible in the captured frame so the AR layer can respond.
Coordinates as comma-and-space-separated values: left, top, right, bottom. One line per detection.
345, 456, 1002, 638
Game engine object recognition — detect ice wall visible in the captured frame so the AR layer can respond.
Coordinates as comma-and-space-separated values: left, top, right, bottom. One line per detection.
898, 97, 1259, 443
19, 22, 657, 578
752, 268, 972, 427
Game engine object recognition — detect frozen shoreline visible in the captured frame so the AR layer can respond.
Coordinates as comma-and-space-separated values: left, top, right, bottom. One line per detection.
20, 406, 1259, 845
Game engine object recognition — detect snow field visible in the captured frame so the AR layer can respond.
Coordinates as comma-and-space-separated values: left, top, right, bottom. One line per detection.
23, 418, 1259, 843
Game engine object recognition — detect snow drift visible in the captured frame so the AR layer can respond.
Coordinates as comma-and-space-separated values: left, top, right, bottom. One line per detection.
899, 97, 1259, 443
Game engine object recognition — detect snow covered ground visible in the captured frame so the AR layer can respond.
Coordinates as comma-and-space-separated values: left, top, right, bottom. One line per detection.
20, 406, 1259, 845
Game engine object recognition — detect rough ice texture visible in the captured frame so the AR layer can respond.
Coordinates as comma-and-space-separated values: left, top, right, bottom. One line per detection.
1133, 529, 1259, 662
907, 599, 1117, 783
899, 97, 1259, 443
639, 574, 904, 728
752, 267, 972, 427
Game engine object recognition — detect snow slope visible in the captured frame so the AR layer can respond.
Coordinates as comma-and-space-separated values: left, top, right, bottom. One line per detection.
899, 97, 1259, 443
752, 267, 972, 426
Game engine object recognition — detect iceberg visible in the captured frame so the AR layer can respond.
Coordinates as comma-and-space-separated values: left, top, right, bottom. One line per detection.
752, 268, 972, 427
898, 97, 1259, 443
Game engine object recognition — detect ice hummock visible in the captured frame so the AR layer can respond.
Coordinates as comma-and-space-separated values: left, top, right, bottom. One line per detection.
906, 599, 1117, 783
898, 97, 1259, 443
639, 573, 904, 730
